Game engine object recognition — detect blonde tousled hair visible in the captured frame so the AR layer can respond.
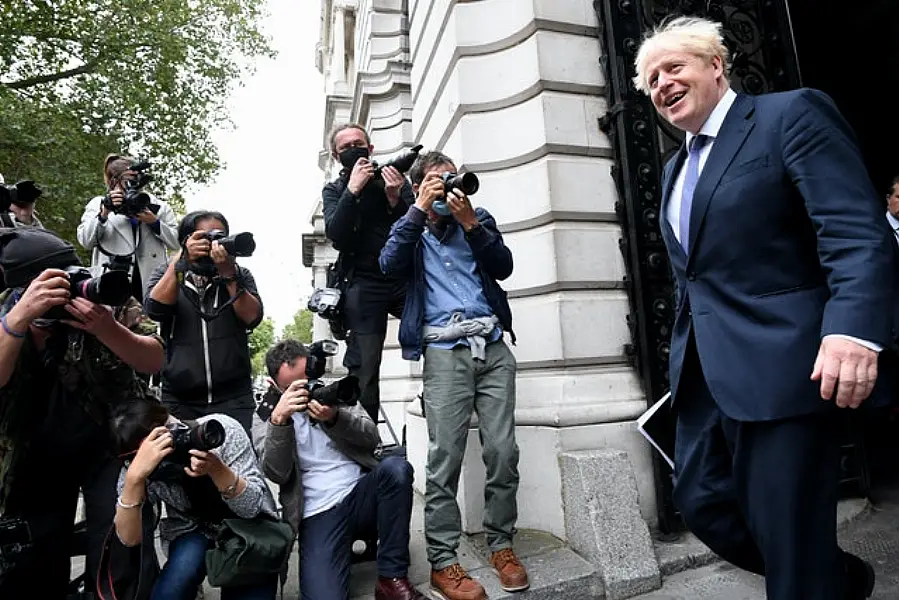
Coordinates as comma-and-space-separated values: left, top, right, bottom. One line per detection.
632, 16, 730, 94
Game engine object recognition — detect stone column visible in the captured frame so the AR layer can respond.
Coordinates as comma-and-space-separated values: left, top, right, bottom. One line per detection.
329, 7, 349, 97
404, 0, 658, 540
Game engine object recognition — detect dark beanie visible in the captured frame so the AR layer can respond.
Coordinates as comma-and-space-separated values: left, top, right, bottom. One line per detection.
0, 227, 81, 290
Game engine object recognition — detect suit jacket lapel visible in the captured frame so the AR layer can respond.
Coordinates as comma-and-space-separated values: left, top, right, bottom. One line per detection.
660, 147, 687, 257
687, 94, 756, 259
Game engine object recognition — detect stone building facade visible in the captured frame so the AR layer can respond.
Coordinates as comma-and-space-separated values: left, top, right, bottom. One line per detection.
306, 0, 657, 546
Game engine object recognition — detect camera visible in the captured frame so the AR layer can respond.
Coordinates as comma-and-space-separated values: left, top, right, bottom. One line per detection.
371, 144, 424, 182
307, 288, 343, 322
103, 160, 161, 218
305, 340, 360, 409
151, 419, 226, 481
0, 180, 42, 213
432, 171, 480, 216
42, 266, 132, 320
204, 229, 256, 257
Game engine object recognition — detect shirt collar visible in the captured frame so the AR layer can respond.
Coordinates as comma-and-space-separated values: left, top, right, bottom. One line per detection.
886, 211, 899, 231
686, 88, 737, 148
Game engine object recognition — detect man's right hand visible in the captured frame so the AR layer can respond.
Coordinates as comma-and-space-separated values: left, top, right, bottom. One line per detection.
347, 157, 375, 196
6, 268, 70, 330
414, 172, 445, 212
184, 230, 212, 262
270, 380, 310, 425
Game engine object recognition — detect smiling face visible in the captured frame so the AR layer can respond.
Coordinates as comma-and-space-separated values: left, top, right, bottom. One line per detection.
645, 49, 727, 134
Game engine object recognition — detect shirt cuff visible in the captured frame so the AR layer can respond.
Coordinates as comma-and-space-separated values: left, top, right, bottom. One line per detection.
825, 334, 882, 353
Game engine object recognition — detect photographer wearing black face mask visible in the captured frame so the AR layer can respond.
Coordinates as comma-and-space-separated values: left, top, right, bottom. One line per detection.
322, 124, 415, 422
145, 210, 264, 436
0, 228, 164, 599
77, 154, 180, 303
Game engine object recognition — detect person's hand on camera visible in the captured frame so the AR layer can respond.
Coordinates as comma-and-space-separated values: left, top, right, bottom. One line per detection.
184, 448, 226, 478
307, 400, 338, 425
135, 209, 158, 225
415, 172, 445, 213
347, 157, 375, 196
185, 230, 211, 262
5, 268, 70, 331
270, 379, 309, 425
447, 189, 479, 231
210, 242, 237, 278
382, 166, 405, 207
62, 297, 118, 339
100, 189, 124, 219
126, 426, 173, 483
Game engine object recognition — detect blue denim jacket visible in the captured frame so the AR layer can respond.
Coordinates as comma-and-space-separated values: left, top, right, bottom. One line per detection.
379, 205, 515, 361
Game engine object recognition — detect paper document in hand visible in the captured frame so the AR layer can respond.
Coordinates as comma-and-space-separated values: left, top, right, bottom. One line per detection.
637, 392, 675, 470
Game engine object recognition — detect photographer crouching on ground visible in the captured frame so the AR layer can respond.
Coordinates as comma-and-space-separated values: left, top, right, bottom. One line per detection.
77, 154, 180, 302
112, 398, 283, 599
0, 228, 163, 598
380, 151, 527, 600
321, 124, 416, 422
254, 339, 424, 600
145, 210, 263, 435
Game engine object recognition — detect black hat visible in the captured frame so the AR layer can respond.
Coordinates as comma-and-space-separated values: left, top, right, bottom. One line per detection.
0, 228, 81, 290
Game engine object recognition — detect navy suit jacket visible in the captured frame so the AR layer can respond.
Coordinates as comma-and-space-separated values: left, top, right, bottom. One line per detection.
661, 89, 895, 421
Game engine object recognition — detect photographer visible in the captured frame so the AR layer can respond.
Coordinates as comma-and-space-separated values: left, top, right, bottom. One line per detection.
254, 339, 423, 600
0, 228, 163, 598
145, 210, 263, 435
380, 151, 526, 599
322, 124, 415, 422
77, 154, 179, 302
112, 398, 279, 599
0, 173, 44, 229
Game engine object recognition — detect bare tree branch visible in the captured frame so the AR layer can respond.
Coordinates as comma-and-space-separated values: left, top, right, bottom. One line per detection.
3, 58, 102, 89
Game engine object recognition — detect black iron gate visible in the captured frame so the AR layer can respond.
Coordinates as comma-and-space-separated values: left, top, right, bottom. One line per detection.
592, 0, 803, 533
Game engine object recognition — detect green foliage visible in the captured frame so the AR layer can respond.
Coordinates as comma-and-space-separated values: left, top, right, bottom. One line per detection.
0, 0, 275, 249
281, 308, 314, 344
248, 317, 276, 379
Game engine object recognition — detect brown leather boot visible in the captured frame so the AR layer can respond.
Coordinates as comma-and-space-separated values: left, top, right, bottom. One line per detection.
375, 576, 426, 600
430, 563, 487, 600
490, 548, 529, 592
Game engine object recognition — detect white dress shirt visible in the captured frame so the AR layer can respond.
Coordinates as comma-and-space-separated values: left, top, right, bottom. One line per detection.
887, 211, 899, 246
668, 88, 880, 353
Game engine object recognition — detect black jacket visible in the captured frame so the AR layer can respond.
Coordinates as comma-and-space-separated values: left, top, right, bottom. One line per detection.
144, 264, 263, 406
322, 174, 414, 274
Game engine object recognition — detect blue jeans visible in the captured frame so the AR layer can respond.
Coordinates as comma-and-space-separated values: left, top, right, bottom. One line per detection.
151, 531, 277, 600
299, 456, 414, 600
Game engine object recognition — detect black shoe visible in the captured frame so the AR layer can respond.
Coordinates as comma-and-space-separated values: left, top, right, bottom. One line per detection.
844, 551, 875, 599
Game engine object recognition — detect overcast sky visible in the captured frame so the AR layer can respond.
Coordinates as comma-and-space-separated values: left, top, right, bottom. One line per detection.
187, 0, 324, 333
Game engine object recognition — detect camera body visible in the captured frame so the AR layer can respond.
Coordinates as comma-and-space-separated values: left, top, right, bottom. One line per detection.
204, 229, 256, 257
370, 144, 424, 183
0, 181, 42, 213
0, 516, 32, 582
432, 171, 480, 216
151, 419, 226, 481
103, 160, 160, 218
304, 340, 360, 409
42, 266, 132, 320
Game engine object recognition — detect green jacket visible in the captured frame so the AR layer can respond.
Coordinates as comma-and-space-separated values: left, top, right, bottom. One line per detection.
0, 290, 162, 513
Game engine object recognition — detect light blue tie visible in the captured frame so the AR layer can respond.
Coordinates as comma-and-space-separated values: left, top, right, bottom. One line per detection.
678, 134, 710, 252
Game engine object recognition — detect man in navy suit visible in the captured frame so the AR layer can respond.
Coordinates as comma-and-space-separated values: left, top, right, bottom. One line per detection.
633, 16, 894, 600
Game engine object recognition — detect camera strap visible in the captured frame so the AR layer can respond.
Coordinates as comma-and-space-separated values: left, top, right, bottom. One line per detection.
0, 213, 13, 228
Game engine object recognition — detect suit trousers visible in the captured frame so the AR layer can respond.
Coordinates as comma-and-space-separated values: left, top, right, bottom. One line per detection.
421, 340, 520, 570
672, 344, 848, 600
